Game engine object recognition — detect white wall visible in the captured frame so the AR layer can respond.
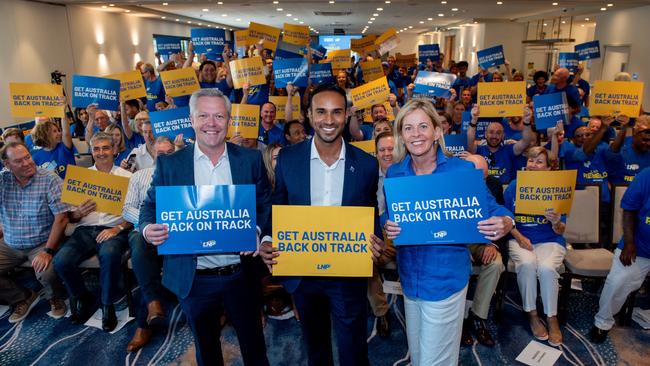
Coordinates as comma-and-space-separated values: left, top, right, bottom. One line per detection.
483, 22, 526, 74
391, 33, 427, 55
439, 24, 486, 75
590, 5, 650, 107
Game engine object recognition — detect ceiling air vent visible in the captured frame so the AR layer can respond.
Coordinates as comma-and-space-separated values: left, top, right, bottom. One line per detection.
314, 10, 353, 16
333, 28, 346, 35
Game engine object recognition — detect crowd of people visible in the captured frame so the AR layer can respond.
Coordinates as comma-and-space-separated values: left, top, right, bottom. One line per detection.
0, 34, 649, 366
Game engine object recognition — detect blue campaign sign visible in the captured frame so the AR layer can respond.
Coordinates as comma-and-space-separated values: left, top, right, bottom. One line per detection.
558, 52, 579, 73
275, 48, 304, 60
71, 75, 120, 111
310, 63, 334, 84
533, 92, 568, 131
444, 133, 468, 156
275, 40, 307, 60
477, 45, 505, 69
155, 35, 183, 56
156, 185, 258, 255
191, 28, 226, 61
150, 106, 195, 143
575, 40, 600, 61
413, 71, 457, 98
460, 111, 492, 140
384, 169, 489, 245
273, 58, 309, 88
418, 44, 441, 63
310, 42, 327, 62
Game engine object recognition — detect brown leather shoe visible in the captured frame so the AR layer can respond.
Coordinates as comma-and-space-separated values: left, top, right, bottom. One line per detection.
146, 300, 165, 327
127, 328, 152, 353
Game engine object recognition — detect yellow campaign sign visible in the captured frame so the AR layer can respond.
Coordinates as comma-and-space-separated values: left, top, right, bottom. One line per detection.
61, 165, 130, 216
375, 28, 399, 55
8, 83, 65, 122
229, 56, 267, 89
327, 49, 351, 71
395, 53, 417, 68
228, 103, 260, 139
351, 35, 377, 55
270, 95, 300, 121
351, 77, 390, 110
477, 81, 526, 117
350, 140, 376, 155
361, 59, 384, 82
160, 68, 200, 97
363, 101, 394, 122
107, 70, 147, 101
235, 29, 253, 48
515, 170, 577, 215
282, 23, 310, 46
272, 205, 374, 277
590, 80, 644, 117
248, 22, 282, 52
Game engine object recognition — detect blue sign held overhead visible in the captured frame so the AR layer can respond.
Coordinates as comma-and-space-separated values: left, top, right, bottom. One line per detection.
273, 58, 309, 88
460, 111, 493, 140
558, 52, 579, 73
477, 45, 506, 69
418, 44, 441, 63
156, 185, 258, 255
533, 92, 568, 131
310, 42, 327, 62
309, 63, 335, 84
155, 35, 183, 56
384, 169, 489, 245
191, 28, 226, 61
150, 106, 196, 143
71, 75, 121, 111
575, 40, 600, 61
444, 133, 468, 156
413, 71, 457, 98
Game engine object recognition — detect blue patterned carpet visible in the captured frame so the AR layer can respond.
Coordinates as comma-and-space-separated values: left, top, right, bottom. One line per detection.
0, 269, 648, 366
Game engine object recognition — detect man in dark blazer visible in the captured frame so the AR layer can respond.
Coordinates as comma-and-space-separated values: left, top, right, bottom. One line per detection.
139, 88, 270, 366
262, 83, 384, 366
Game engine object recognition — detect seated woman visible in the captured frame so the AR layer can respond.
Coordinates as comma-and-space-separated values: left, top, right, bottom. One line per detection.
504, 146, 566, 346
31, 119, 75, 178
105, 124, 132, 167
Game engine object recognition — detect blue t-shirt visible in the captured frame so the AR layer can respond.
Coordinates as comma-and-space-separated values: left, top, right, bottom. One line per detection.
618, 167, 650, 258
452, 76, 472, 99
505, 180, 567, 246
31, 142, 76, 179
610, 144, 650, 184
246, 84, 270, 106
565, 144, 614, 202
258, 123, 285, 145
477, 144, 517, 184
173, 95, 190, 108
144, 77, 165, 111
564, 115, 584, 139
126, 133, 146, 150
360, 124, 374, 141
200, 79, 233, 97
115, 148, 133, 167
527, 84, 548, 100
501, 119, 523, 141
543, 84, 582, 108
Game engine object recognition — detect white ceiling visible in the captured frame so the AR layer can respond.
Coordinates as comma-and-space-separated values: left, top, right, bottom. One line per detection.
43, 0, 650, 35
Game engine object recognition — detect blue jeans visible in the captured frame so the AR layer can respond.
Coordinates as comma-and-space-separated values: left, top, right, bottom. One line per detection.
129, 230, 162, 327
54, 226, 128, 305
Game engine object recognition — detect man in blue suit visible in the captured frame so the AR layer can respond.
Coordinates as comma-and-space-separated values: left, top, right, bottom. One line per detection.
262, 84, 384, 366
139, 88, 270, 366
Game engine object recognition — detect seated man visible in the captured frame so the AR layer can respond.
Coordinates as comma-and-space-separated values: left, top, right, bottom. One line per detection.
590, 167, 650, 343
0, 142, 69, 322
121, 136, 175, 352
54, 132, 133, 332
121, 119, 155, 172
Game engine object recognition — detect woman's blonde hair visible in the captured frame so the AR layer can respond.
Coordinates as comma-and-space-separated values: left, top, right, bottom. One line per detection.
104, 124, 126, 153
263, 143, 282, 191
526, 146, 557, 170
392, 98, 452, 163
32, 120, 58, 148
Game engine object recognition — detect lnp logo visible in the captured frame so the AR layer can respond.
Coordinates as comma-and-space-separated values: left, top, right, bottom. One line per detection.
202, 240, 217, 248
316, 263, 331, 270
432, 230, 448, 239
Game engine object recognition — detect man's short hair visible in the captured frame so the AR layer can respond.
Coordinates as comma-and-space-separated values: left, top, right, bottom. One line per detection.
283, 120, 302, 136
154, 136, 174, 146
125, 99, 140, 110
189, 88, 231, 117
142, 63, 155, 74
533, 70, 549, 82
2, 128, 25, 143
0, 141, 27, 161
371, 104, 387, 114
90, 131, 115, 148
261, 101, 277, 112
456, 61, 469, 68
308, 83, 347, 111
199, 60, 217, 72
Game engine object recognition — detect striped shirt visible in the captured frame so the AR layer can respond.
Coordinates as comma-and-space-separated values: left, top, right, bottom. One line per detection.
122, 167, 155, 228
0, 169, 70, 249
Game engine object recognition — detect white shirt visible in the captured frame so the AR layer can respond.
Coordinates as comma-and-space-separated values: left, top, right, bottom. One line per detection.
132, 143, 155, 171
77, 165, 132, 228
377, 167, 386, 216
310, 138, 345, 206
122, 167, 155, 228
193, 143, 241, 269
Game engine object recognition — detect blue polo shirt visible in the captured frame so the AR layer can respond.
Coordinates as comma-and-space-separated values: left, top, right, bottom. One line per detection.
31, 142, 76, 179
200, 79, 233, 96
476, 144, 517, 184
610, 145, 650, 184
502, 119, 523, 141
565, 144, 614, 202
543, 83, 581, 107
618, 167, 650, 258
527, 84, 548, 100
246, 84, 270, 106
258, 123, 285, 145
144, 77, 165, 111
386, 147, 513, 302
504, 180, 567, 247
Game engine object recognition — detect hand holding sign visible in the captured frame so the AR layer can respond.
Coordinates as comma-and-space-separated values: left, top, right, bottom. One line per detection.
144, 224, 169, 246
477, 216, 513, 242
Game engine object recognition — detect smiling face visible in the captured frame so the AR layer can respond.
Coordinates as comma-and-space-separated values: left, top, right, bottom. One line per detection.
372, 105, 387, 122
191, 96, 229, 154
91, 138, 115, 167
376, 135, 395, 172
3, 144, 37, 183
485, 123, 504, 148
400, 108, 442, 158
308, 90, 347, 145
526, 152, 550, 171
260, 103, 277, 127
200, 63, 217, 83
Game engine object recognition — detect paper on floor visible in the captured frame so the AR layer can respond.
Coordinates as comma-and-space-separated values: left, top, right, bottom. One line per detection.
632, 307, 650, 329
515, 340, 562, 366
84, 308, 134, 334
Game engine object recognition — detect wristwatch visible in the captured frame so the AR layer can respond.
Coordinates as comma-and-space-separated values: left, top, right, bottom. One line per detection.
43, 247, 56, 256
117, 224, 125, 232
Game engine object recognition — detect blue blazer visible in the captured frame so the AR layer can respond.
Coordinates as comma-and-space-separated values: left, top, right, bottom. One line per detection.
139, 143, 272, 299
272, 138, 381, 293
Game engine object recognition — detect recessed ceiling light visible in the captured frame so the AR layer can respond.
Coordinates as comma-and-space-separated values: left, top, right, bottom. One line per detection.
277, 8, 283, 11
371, 17, 376, 20
198, 22, 202, 25
377, 7, 383, 11
236, 18, 241, 21
162, 2, 168, 5
109, 3, 115, 6
473, 21, 478, 24
497, 1, 503, 4
552, 2, 558, 5
408, 25, 413, 29
101, 5, 107, 8
543, 23, 547, 26
299, 21, 304, 24
419, 21, 424, 23
329, 0, 335, 3
175, 18, 179, 21
428, 17, 433, 20
230, 28, 233, 31
125, 9, 131, 13
286, 13, 292, 16
373, 13, 379, 16
368, 21, 373, 23
452, 8, 458, 11
217, 1, 223, 4
385, 0, 391, 3
561, 20, 566, 24
273, 1, 279, 3
208, 25, 212, 27
600, 7, 606, 10
294, 17, 298, 20
438, 13, 444, 16
607, 3, 613, 6
222, 14, 227, 16
202, 8, 209, 12
441, 1, 447, 3
187, 21, 192, 23
161, 16, 166, 19
585, 17, 590, 20
581, 24, 585, 27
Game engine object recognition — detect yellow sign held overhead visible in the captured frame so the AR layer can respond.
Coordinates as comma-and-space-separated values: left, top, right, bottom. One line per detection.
515, 170, 577, 215
350, 140, 377, 156
270, 95, 301, 121
477, 81, 526, 117
351, 35, 378, 55
160, 68, 200, 97
351, 77, 390, 110
375, 28, 399, 55
590, 80, 644, 117
235, 29, 253, 48
272, 205, 374, 277
248, 22, 282, 52
228, 104, 260, 139
61, 165, 130, 216
8, 83, 65, 123
327, 49, 352, 71
229, 56, 267, 89
360, 59, 384, 83
282, 23, 310, 46
107, 70, 147, 101
395, 53, 417, 68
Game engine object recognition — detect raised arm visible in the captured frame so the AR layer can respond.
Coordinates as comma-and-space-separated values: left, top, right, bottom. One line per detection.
120, 102, 134, 140
512, 106, 536, 156
609, 115, 630, 153
466, 105, 480, 153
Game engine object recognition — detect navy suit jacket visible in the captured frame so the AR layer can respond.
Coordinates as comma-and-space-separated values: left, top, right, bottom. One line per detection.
139, 143, 272, 299
272, 138, 381, 293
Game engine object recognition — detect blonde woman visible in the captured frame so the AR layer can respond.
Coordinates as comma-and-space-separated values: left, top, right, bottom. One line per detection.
31, 120, 75, 178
